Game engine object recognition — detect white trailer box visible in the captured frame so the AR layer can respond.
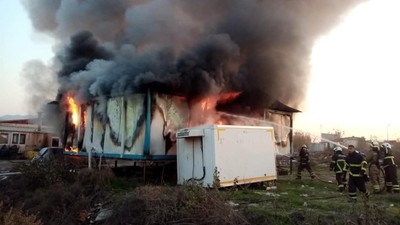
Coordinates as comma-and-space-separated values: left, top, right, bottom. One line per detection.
176, 125, 277, 187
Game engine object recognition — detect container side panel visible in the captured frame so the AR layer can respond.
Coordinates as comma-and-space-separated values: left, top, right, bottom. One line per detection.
107, 97, 122, 146
177, 138, 194, 184
192, 138, 204, 179
217, 113, 291, 156
201, 127, 217, 187
215, 127, 277, 187
177, 137, 205, 184
88, 95, 146, 156
103, 124, 120, 154
152, 94, 190, 156
150, 109, 165, 155
82, 106, 93, 151
102, 97, 123, 154
82, 93, 190, 158
177, 126, 216, 187
124, 95, 146, 155
92, 115, 105, 154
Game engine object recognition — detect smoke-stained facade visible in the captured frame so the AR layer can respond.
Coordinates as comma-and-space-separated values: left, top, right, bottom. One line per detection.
75, 93, 188, 159
68, 93, 291, 158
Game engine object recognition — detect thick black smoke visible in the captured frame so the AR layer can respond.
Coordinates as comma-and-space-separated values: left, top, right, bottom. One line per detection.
22, 0, 363, 112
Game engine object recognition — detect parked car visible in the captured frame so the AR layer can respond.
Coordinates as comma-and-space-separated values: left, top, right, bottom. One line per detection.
0, 145, 19, 159
31, 147, 64, 163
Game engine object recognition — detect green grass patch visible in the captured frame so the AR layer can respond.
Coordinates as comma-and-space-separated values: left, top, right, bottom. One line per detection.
229, 167, 400, 224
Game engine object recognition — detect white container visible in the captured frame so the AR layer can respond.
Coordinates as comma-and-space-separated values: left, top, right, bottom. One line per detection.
176, 125, 277, 187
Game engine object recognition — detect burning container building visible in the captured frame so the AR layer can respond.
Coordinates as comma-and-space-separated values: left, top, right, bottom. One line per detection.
21, 0, 358, 175
62, 89, 299, 164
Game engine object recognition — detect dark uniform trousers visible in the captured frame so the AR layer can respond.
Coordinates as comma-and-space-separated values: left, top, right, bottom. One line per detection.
297, 163, 315, 179
384, 165, 399, 193
336, 172, 347, 192
348, 176, 369, 201
346, 150, 369, 202
297, 147, 315, 179
331, 152, 347, 192
383, 151, 399, 193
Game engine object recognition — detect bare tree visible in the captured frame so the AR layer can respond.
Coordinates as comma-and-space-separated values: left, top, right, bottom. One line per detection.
293, 131, 312, 150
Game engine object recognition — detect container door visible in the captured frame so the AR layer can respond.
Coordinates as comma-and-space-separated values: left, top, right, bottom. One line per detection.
177, 137, 205, 184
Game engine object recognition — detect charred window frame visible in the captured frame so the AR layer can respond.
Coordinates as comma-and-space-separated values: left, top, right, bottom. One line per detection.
52, 137, 60, 147
12, 134, 19, 144
19, 134, 26, 145
0, 133, 8, 144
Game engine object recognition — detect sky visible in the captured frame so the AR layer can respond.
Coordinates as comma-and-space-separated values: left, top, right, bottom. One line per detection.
294, 0, 400, 141
0, 0, 399, 141
0, 1, 55, 116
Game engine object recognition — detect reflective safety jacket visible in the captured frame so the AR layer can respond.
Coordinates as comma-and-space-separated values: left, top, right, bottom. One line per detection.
366, 149, 380, 168
330, 151, 347, 173
345, 151, 367, 177
382, 147, 396, 166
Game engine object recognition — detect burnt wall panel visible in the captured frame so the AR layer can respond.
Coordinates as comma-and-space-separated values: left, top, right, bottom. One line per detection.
82, 105, 93, 151
150, 94, 190, 155
103, 97, 123, 154
81, 93, 191, 157
124, 94, 146, 155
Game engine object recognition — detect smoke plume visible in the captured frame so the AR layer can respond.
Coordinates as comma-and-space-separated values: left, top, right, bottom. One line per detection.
22, 0, 363, 112
20, 60, 58, 114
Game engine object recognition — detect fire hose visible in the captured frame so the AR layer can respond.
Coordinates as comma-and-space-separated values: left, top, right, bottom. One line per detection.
312, 173, 335, 184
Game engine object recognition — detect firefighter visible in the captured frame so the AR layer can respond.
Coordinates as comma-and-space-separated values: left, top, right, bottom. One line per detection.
296, 144, 315, 180
345, 145, 369, 202
381, 143, 399, 193
330, 146, 347, 192
366, 141, 382, 194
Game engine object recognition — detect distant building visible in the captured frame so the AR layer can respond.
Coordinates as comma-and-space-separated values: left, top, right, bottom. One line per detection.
319, 132, 367, 151
318, 132, 341, 151
309, 142, 328, 152
338, 136, 367, 150
321, 133, 341, 142
0, 114, 61, 153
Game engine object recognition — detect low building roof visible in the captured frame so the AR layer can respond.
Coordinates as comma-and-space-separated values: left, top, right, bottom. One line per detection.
0, 123, 55, 134
269, 101, 301, 113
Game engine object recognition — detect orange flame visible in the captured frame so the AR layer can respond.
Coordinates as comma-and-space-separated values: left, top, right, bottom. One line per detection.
67, 96, 79, 127
70, 146, 79, 152
64, 146, 79, 152
189, 92, 240, 126
199, 97, 213, 111
217, 92, 241, 104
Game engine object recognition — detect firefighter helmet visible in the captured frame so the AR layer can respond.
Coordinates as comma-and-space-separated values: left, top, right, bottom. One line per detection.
302, 144, 307, 148
382, 143, 391, 149
333, 146, 342, 152
370, 141, 379, 148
